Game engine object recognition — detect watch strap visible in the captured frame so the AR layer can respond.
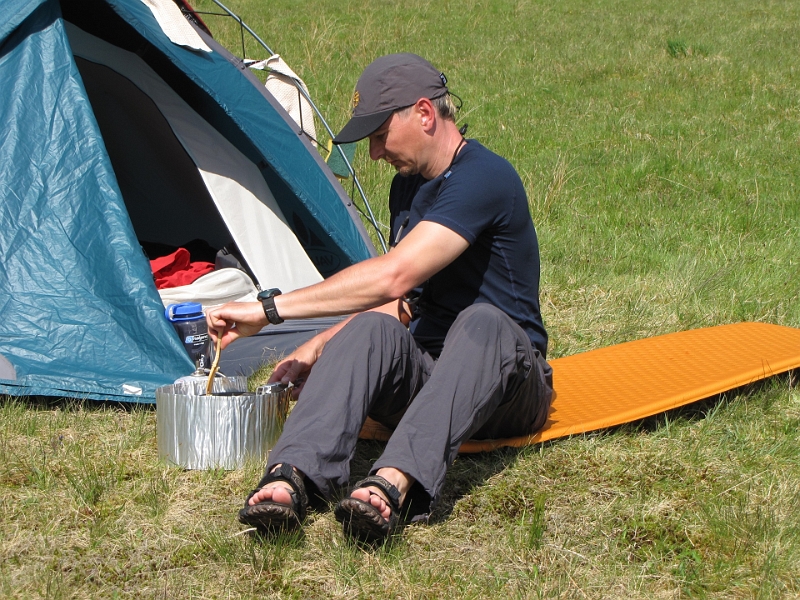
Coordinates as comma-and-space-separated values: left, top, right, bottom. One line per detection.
258, 289, 284, 325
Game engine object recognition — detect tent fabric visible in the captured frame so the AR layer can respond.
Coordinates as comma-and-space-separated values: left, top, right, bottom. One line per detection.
66, 22, 325, 292
0, 0, 376, 402
262, 55, 317, 146
0, 0, 192, 400
139, 0, 211, 52
75, 0, 376, 274
0, 356, 18, 381
2, 0, 43, 41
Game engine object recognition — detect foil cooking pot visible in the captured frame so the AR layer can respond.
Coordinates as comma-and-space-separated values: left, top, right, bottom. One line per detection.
156, 377, 290, 470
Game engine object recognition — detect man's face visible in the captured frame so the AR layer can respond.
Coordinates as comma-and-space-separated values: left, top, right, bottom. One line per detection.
367, 109, 420, 177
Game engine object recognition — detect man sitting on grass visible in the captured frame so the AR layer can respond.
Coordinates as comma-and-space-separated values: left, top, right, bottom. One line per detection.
207, 53, 553, 544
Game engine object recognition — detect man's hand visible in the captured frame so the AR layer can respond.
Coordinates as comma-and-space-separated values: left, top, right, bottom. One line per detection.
206, 301, 267, 350
267, 295, 410, 396
268, 334, 327, 397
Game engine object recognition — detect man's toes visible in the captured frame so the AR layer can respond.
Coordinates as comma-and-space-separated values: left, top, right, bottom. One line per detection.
366, 489, 391, 520
250, 482, 292, 506
269, 485, 293, 506
349, 486, 372, 504
348, 486, 391, 520
368, 492, 386, 511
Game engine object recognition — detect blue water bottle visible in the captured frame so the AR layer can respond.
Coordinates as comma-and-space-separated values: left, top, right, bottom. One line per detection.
165, 302, 210, 368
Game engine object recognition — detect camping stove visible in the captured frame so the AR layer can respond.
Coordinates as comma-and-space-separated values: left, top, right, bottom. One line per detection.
155, 377, 289, 470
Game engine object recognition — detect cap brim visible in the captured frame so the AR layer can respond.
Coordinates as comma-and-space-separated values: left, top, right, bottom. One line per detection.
333, 109, 395, 144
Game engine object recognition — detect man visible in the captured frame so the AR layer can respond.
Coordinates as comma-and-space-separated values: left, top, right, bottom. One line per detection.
207, 53, 553, 543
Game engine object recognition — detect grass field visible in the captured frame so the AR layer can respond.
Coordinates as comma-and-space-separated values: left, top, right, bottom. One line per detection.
2, 0, 799, 597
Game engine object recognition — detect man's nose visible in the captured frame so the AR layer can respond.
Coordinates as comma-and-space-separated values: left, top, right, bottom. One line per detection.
369, 138, 384, 161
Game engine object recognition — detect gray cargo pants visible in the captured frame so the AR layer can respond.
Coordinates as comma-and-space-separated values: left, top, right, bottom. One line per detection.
266, 303, 553, 514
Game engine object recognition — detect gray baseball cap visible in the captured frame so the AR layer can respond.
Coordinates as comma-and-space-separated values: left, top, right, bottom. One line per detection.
333, 53, 448, 144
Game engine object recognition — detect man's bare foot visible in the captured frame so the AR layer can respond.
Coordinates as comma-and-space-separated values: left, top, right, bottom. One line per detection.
248, 464, 303, 506
238, 464, 308, 532
334, 467, 416, 543
347, 467, 414, 521
248, 480, 293, 506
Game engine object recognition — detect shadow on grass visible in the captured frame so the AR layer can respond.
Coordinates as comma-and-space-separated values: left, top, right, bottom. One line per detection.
348, 438, 523, 524
434, 447, 525, 522
618, 368, 796, 435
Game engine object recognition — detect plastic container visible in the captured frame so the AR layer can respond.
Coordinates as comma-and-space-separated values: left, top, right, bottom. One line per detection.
165, 302, 210, 367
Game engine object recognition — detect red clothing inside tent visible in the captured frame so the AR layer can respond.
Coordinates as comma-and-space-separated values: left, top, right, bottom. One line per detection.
150, 247, 214, 289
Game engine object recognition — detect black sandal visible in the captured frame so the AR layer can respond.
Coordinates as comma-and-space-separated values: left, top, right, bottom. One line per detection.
238, 463, 308, 533
334, 475, 402, 544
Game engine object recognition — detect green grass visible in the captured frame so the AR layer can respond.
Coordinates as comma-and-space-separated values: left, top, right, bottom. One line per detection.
3, 0, 800, 596
3, 384, 799, 597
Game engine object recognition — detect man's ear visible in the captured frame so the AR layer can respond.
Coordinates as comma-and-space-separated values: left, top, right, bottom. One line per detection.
416, 98, 436, 131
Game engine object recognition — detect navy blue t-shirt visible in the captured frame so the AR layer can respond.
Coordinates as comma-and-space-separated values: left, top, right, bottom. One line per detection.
389, 140, 548, 358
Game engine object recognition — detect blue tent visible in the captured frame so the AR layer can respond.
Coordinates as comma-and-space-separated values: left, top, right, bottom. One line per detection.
0, 0, 376, 402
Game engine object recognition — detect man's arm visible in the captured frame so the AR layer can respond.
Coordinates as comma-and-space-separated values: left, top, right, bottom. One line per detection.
207, 221, 469, 349
272, 220, 468, 318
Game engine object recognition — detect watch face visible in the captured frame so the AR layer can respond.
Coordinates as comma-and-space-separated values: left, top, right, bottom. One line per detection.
258, 288, 282, 300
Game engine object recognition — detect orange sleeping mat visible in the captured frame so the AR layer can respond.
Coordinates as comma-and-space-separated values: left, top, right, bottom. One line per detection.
358, 322, 800, 453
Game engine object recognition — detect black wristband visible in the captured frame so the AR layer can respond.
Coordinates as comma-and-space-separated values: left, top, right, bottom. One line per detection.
257, 288, 284, 325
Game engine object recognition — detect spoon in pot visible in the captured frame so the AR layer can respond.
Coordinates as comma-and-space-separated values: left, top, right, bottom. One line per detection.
205, 331, 222, 395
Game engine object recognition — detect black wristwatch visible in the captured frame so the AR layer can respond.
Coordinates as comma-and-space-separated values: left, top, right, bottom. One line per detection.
257, 288, 284, 325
